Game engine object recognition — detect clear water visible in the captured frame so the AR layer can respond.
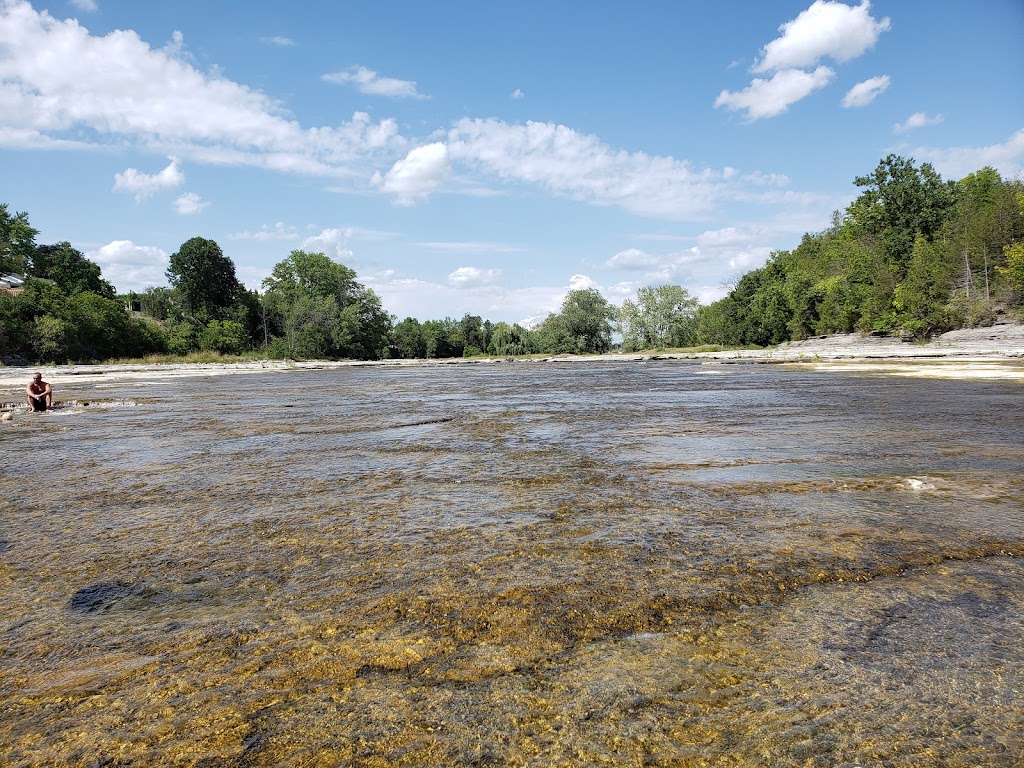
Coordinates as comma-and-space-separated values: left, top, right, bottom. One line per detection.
1, 361, 1021, 767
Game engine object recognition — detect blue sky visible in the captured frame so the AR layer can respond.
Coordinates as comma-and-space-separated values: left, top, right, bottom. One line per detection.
1, 0, 1022, 325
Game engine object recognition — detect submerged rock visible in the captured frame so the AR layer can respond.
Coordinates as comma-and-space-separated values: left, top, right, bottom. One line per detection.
68, 581, 148, 613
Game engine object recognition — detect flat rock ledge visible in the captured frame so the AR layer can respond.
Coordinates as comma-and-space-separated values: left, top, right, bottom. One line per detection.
1, 323, 1023, 390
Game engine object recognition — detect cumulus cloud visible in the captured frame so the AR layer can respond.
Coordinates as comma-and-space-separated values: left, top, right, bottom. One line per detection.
173, 191, 209, 214
914, 129, 1024, 181
841, 75, 890, 107
112, 157, 185, 200
301, 228, 355, 261
448, 266, 503, 287
567, 274, 599, 291
322, 66, 426, 98
69, 0, 98, 12
0, 2, 407, 175
715, 66, 835, 120
445, 118, 782, 219
86, 240, 168, 292
893, 111, 944, 134
511, 88, 524, 100
0, 0, 825, 237
261, 36, 294, 47
753, 1, 891, 73
719, 1, 890, 120
372, 142, 450, 205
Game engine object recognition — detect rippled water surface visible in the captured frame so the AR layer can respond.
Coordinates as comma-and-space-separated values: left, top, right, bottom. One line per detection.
1, 361, 1022, 767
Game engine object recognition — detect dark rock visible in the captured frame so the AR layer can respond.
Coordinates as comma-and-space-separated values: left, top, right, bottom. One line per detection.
68, 581, 147, 613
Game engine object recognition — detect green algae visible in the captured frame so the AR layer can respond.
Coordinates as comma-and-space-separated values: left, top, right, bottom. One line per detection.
0, 362, 1021, 767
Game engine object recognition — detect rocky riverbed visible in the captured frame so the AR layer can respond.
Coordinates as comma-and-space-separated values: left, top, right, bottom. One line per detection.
1, 356, 1021, 767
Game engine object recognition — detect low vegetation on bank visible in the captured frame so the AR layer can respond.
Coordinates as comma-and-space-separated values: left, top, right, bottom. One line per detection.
2, 155, 1022, 365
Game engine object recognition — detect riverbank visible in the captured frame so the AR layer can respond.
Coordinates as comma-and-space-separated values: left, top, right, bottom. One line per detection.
1, 322, 1023, 394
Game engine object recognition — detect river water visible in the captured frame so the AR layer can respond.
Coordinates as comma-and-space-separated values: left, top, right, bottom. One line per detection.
1, 360, 1022, 767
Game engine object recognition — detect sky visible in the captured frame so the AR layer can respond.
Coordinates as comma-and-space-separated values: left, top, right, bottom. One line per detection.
1, 0, 1022, 326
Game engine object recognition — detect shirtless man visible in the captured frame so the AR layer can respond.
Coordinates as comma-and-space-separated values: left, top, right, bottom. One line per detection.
26, 373, 53, 411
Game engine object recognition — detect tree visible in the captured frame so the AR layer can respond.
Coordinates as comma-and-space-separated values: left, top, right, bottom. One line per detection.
31, 242, 115, 298
951, 168, 1024, 300
558, 288, 616, 353
392, 317, 426, 358
998, 241, 1024, 297
199, 320, 250, 355
488, 322, 533, 356
166, 237, 243, 322
458, 313, 487, 356
262, 250, 391, 360
893, 234, 956, 336
847, 155, 954, 275
617, 284, 700, 351
0, 204, 37, 276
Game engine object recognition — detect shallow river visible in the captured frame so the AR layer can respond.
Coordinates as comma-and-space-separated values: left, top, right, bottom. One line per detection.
1, 360, 1022, 767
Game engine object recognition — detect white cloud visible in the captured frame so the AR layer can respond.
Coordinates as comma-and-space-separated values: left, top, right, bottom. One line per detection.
301, 228, 354, 261
364, 272, 579, 327
86, 240, 168, 292
173, 191, 209, 215
418, 241, 521, 253
261, 36, 294, 47
372, 142, 450, 205
511, 88, 524, 100
893, 111, 944, 134
321, 66, 425, 98
841, 75, 890, 107
112, 157, 185, 200
448, 266, 503, 287
754, 1, 891, 73
568, 274, 598, 291
230, 222, 301, 241
698, 226, 757, 247
0, 3, 407, 175
715, 66, 835, 120
69, 0, 98, 12
446, 118, 780, 219
914, 129, 1024, 181
604, 248, 661, 270
718, 2, 890, 121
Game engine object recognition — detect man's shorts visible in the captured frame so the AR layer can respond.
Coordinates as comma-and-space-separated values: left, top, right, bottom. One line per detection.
30, 396, 47, 412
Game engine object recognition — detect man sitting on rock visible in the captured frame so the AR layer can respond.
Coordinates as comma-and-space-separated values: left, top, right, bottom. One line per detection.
26, 373, 53, 412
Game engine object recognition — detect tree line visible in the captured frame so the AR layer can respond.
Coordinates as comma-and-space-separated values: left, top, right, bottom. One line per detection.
2, 156, 1022, 364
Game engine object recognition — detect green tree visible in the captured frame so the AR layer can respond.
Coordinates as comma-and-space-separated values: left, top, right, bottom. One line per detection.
951, 168, 1024, 300
262, 250, 391, 360
458, 313, 487, 356
847, 155, 954, 275
558, 288, 616, 353
0, 204, 37, 276
31, 242, 115, 298
166, 237, 243, 322
618, 284, 700, 351
998, 241, 1024, 297
533, 313, 573, 354
392, 317, 426, 358
421, 319, 457, 358
199, 320, 250, 355
893, 234, 956, 335
488, 322, 533, 356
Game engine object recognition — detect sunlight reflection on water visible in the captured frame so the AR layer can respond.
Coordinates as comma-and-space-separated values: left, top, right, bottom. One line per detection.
1, 361, 1022, 767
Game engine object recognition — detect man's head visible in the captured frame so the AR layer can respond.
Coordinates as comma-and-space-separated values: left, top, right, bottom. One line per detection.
32, 373, 42, 382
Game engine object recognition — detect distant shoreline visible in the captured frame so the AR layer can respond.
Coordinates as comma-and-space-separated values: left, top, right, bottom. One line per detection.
2, 323, 1023, 393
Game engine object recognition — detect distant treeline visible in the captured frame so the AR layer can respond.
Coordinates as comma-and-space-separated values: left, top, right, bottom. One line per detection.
2, 155, 1022, 364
